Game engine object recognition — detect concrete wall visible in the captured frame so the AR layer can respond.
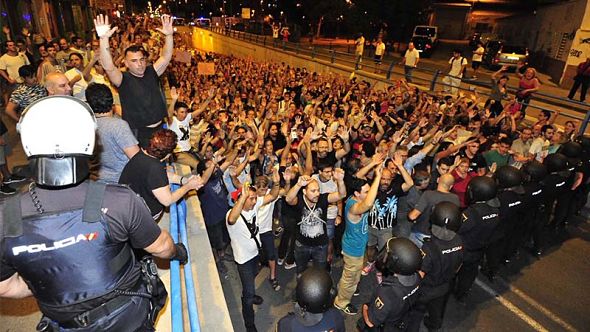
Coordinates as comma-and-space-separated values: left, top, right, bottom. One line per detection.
188, 27, 395, 91
494, 0, 590, 86
432, 6, 470, 39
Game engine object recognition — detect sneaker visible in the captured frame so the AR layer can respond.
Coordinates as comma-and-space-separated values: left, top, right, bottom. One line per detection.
0, 184, 16, 195
270, 278, 281, 291
277, 258, 285, 266
361, 261, 375, 276
3, 174, 26, 184
284, 262, 297, 270
253, 295, 264, 305
334, 303, 358, 315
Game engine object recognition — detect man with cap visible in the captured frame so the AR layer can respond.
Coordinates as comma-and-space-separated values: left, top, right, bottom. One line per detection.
0, 96, 187, 331
277, 267, 345, 331
454, 176, 500, 302
483, 166, 525, 280
358, 238, 423, 331
407, 201, 464, 332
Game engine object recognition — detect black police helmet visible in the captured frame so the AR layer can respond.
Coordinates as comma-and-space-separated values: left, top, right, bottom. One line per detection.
467, 176, 497, 203
574, 135, 590, 153
495, 165, 524, 189
558, 141, 582, 159
523, 161, 547, 182
431, 201, 462, 233
296, 267, 334, 314
544, 153, 568, 173
375, 238, 422, 277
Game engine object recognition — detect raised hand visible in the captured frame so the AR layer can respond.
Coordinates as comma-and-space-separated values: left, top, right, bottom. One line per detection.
332, 168, 345, 181
157, 15, 174, 36
272, 165, 281, 183
170, 86, 179, 100
297, 175, 312, 187
283, 167, 294, 182
372, 152, 386, 165
94, 14, 118, 38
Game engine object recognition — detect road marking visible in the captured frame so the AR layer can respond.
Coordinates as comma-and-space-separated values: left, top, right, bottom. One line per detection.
507, 283, 578, 332
475, 279, 549, 332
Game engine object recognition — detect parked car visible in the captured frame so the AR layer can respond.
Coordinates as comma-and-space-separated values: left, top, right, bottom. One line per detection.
412, 25, 438, 45
410, 36, 434, 58
483, 40, 528, 69
194, 18, 211, 27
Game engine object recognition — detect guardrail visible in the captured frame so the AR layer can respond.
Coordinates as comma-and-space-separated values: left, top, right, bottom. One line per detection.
169, 180, 201, 332
207, 26, 590, 134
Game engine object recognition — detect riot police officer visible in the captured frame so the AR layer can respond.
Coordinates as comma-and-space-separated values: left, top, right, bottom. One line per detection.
521, 161, 548, 257
551, 142, 584, 229
407, 201, 464, 332
454, 176, 500, 302
542, 153, 570, 231
483, 166, 525, 280
358, 238, 422, 332
573, 136, 590, 215
0, 96, 188, 331
277, 267, 345, 331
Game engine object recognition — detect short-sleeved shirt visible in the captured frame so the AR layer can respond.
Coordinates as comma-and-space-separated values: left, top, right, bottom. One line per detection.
483, 150, 510, 168
8, 83, 47, 110
529, 137, 550, 162
0, 53, 29, 81
226, 197, 263, 264
198, 169, 230, 225
293, 192, 330, 246
368, 176, 406, 229
0, 181, 161, 320
459, 148, 487, 173
95, 117, 138, 183
119, 151, 169, 217
311, 174, 338, 219
472, 46, 484, 62
448, 56, 468, 77
404, 48, 420, 67
412, 190, 461, 234
170, 113, 192, 152
64, 68, 92, 101
118, 65, 167, 128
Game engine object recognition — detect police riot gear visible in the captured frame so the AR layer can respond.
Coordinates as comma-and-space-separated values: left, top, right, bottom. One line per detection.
558, 141, 582, 159
467, 176, 499, 206
376, 238, 423, 277
430, 201, 462, 241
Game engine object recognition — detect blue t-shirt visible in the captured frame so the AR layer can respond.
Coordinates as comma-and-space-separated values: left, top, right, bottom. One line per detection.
198, 169, 229, 225
342, 197, 369, 257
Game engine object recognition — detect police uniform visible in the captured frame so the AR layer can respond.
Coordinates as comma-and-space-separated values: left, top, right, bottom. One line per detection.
484, 189, 524, 277
407, 235, 463, 331
0, 182, 165, 331
551, 157, 583, 228
521, 180, 545, 255
542, 171, 569, 229
276, 307, 345, 332
455, 202, 500, 299
360, 274, 421, 332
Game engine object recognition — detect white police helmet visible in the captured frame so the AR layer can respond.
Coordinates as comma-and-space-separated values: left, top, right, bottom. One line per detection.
17, 96, 96, 187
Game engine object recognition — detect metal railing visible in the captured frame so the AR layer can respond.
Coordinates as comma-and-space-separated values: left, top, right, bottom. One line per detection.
207, 26, 590, 134
169, 179, 201, 332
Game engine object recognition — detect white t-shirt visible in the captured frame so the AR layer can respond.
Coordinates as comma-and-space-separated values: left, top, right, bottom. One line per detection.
472, 46, 484, 62
312, 174, 338, 219
355, 36, 365, 55
404, 49, 420, 67
448, 56, 468, 77
529, 137, 550, 162
0, 53, 29, 81
64, 68, 91, 101
170, 113, 192, 152
375, 42, 385, 56
256, 191, 278, 234
226, 197, 263, 264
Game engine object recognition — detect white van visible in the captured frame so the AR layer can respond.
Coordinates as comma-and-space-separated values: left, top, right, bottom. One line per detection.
412, 25, 438, 45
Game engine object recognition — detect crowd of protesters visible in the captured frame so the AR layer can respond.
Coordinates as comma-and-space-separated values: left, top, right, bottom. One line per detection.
0, 12, 589, 332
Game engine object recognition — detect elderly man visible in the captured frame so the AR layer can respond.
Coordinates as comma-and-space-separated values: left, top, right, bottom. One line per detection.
44, 72, 72, 96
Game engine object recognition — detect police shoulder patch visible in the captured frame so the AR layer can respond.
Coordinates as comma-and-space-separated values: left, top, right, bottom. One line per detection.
375, 296, 385, 310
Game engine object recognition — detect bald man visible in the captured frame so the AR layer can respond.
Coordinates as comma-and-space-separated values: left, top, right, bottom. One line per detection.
44, 72, 72, 96
408, 173, 461, 247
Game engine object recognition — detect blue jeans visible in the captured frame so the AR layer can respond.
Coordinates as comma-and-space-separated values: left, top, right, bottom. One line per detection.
404, 65, 415, 82
236, 255, 259, 330
294, 240, 328, 275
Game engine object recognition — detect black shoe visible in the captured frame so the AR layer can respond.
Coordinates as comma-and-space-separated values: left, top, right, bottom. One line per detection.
269, 278, 281, 291
454, 294, 467, 306
3, 175, 26, 184
0, 184, 16, 195
353, 288, 360, 297
253, 295, 263, 305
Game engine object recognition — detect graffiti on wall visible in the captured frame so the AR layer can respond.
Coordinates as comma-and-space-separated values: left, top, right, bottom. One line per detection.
568, 31, 590, 61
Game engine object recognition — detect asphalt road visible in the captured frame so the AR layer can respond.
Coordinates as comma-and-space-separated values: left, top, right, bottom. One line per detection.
220, 212, 590, 332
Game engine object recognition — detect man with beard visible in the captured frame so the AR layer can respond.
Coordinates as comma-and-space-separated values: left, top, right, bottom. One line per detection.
359, 154, 414, 280
285, 169, 347, 276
